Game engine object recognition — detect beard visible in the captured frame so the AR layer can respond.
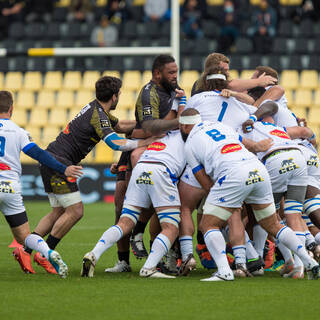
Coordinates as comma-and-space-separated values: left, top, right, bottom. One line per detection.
180, 131, 189, 142
160, 77, 176, 93
110, 97, 119, 110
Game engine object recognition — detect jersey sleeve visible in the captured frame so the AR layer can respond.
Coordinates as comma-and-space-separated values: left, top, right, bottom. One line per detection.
19, 128, 36, 152
91, 107, 118, 140
136, 84, 160, 123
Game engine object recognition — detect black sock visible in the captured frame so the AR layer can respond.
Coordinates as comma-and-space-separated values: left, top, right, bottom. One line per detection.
118, 251, 130, 264
197, 230, 205, 245
46, 234, 61, 250
132, 221, 147, 236
24, 231, 41, 254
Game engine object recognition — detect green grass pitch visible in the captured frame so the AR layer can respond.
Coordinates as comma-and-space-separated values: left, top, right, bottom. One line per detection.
0, 201, 319, 320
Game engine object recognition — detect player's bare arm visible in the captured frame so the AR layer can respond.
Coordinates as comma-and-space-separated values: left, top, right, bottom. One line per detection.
114, 120, 137, 134
141, 118, 179, 135
242, 101, 278, 133
242, 137, 274, 153
193, 169, 214, 193
228, 72, 277, 92
253, 85, 285, 107
286, 126, 315, 141
220, 89, 255, 105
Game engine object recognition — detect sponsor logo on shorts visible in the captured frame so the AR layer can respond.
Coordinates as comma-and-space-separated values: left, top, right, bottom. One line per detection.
221, 144, 242, 154
142, 106, 152, 116
67, 177, 77, 183
0, 181, 14, 193
118, 165, 127, 172
147, 142, 166, 151
279, 158, 299, 174
245, 169, 264, 185
100, 119, 111, 128
136, 171, 153, 185
270, 129, 290, 139
169, 195, 175, 201
307, 155, 319, 168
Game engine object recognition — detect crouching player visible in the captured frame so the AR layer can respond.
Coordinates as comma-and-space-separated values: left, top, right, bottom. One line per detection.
81, 129, 186, 278
179, 108, 319, 281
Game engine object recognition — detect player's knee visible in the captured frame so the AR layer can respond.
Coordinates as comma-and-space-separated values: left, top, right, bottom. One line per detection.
121, 205, 141, 225
157, 209, 180, 228
304, 196, 320, 216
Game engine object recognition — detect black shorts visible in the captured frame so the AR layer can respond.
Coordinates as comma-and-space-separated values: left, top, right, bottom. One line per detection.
116, 151, 130, 182
40, 153, 79, 194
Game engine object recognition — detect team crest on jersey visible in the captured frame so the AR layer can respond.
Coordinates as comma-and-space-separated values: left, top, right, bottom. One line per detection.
245, 170, 264, 185
147, 142, 166, 151
0, 181, 14, 193
270, 129, 290, 139
307, 155, 319, 168
221, 144, 242, 154
279, 158, 299, 174
100, 119, 110, 128
136, 171, 153, 185
143, 106, 152, 116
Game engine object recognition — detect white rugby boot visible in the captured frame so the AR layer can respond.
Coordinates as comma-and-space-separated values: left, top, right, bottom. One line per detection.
201, 270, 234, 282
81, 252, 96, 277
139, 267, 176, 279
104, 260, 131, 273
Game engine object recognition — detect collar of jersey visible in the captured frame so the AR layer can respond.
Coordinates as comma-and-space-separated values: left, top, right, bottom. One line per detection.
0, 118, 9, 120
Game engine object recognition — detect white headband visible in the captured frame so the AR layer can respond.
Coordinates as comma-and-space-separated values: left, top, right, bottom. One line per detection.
206, 74, 226, 81
179, 114, 202, 125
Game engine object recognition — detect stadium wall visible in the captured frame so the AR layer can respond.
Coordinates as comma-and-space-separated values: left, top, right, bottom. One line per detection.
22, 165, 116, 204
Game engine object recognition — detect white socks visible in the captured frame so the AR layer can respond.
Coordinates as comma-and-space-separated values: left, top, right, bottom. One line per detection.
253, 224, 268, 258
232, 245, 246, 265
143, 233, 171, 269
277, 241, 293, 262
315, 232, 320, 245
179, 235, 193, 261
25, 234, 51, 259
92, 225, 123, 261
204, 229, 232, 274
245, 231, 259, 260
276, 226, 315, 269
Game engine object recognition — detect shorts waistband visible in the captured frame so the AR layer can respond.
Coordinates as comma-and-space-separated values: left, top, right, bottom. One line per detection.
262, 148, 299, 164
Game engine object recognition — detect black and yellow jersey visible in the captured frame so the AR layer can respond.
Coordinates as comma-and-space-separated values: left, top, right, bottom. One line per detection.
47, 99, 118, 164
135, 80, 176, 128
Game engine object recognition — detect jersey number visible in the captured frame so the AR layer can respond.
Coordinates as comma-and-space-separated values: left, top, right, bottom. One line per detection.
206, 129, 226, 142
218, 101, 228, 122
0, 136, 5, 157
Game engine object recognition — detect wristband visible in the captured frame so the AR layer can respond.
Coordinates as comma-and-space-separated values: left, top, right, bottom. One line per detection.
249, 115, 257, 122
308, 133, 316, 141
179, 96, 187, 106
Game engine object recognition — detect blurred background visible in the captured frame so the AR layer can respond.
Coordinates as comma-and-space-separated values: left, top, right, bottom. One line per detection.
0, 0, 319, 201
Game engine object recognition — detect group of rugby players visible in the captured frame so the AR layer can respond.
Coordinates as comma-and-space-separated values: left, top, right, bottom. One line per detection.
7, 52, 320, 281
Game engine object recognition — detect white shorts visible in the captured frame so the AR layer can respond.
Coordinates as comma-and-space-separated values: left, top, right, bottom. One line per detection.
264, 149, 308, 193
206, 159, 273, 208
124, 162, 181, 208
0, 180, 25, 216
180, 164, 202, 189
299, 145, 320, 190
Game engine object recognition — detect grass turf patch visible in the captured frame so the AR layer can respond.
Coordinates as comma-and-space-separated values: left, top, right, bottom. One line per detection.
0, 201, 319, 320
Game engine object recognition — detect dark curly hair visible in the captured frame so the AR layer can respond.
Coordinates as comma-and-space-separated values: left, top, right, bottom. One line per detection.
95, 76, 122, 102
197, 66, 229, 92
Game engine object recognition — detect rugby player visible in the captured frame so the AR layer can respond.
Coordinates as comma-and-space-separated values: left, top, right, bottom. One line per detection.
0, 91, 82, 278
81, 129, 186, 278
15, 76, 158, 274
179, 108, 320, 281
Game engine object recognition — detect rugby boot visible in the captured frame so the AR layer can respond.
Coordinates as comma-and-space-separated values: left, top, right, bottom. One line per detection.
34, 252, 57, 274
48, 250, 68, 278
140, 267, 176, 279
12, 247, 35, 274
178, 253, 197, 276
201, 270, 234, 282
130, 233, 148, 259
104, 260, 131, 273
81, 252, 96, 277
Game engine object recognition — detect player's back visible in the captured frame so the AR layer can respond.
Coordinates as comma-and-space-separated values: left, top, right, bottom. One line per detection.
185, 121, 255, 181
139, 130, 186, 177
0, 119, 32, 180
186, 90, 256, 131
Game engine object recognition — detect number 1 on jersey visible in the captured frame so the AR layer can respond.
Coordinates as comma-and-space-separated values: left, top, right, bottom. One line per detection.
0, 136, 5, 157
218, 101, 228, 122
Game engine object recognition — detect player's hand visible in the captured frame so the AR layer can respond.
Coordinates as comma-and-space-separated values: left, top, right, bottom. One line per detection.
255, 138, 273, 152
110, 163, 118, 174
257, 72, 277, 87
175, 89, 185, 98
64, 165, 83, 178
297, 117, 307, 127
220, 89, 232, 98
242, 119, 255, 133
